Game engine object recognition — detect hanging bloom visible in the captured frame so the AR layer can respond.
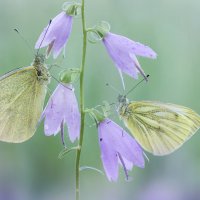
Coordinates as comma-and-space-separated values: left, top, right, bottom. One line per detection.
35, 11, 73, 58
98, 118, 145, 181
90, 21, 156, 81
41, 84, 80, 142
35, 2, 81, 58
102, 32, 157, 80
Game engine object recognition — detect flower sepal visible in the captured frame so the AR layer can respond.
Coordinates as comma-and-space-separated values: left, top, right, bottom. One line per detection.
85, 108, 106, 124
63, 2, 81, 16
87, 21, 110, 43
59, 68, 80, 84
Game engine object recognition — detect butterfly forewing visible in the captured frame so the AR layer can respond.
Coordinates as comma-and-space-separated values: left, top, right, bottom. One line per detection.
0, 66, 47, 143
120, 101, 200, 156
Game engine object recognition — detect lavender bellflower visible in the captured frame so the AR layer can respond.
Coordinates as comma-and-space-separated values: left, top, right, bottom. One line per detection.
98, 118, 145, 181
35, 11, 73, 58
103, 32, 157, 80
41, 84, 80, 142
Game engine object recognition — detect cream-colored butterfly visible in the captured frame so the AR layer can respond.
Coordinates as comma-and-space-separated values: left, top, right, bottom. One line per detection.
118, 95, 200, 156
0, 54, 50, 143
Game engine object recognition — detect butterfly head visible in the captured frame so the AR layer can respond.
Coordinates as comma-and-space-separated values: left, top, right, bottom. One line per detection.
117, 94, 129, 116
118, 94, 128, 104
33, 54, 45, 66
32, 54, 50, 84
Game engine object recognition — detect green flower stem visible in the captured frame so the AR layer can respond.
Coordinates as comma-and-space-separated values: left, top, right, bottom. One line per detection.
75, 0, 87, 200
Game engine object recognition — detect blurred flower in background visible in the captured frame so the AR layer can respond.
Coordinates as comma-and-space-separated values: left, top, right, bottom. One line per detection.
136, 180, 182, 200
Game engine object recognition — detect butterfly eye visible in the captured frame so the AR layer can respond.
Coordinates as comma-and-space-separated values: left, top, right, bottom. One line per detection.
117, 94, 123, 102
117, 95, 128, 105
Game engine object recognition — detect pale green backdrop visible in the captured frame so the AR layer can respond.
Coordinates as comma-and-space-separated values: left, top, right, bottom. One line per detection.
0, 0, 200, 200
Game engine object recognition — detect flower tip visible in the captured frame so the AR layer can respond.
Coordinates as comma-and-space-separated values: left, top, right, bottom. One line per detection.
44, 125, 57, 136
44, 131, 53, 137
34, 41, 40, 49
108, 176, 118, 182
150, 51, 157, 59
69, 135, 79, 143
53, 51, 60, 59
137, 156, 146, 168
139, 162, 145, 169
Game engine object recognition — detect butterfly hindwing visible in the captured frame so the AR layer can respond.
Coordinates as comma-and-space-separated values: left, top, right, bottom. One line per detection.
121, 101, 200, 156
0, 66, 47, 143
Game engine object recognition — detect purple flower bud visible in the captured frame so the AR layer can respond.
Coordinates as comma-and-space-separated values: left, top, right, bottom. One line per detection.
35, 12, 73, 59
102, 32, 157, 80
41, 84, 80, 142
98, 118, 145, 181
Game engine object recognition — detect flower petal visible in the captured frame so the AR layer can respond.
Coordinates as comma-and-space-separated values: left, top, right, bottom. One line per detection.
99, 119, 145, 168
52, 16, 73, 58
42, 84, 67, 136
129, 53, 147, 80
64, 84, 80, 142
98, 124, 119, 181
119, 156, 133, 171
129, 41, 157, 59
104, 33, 157, 59
117, 152, 129, 180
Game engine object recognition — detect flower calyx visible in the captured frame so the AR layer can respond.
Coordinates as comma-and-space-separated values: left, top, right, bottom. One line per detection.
87, 21, 111, 43
63, 2, 81, 16
59, 68, 80, 84
85, 108, 106, 125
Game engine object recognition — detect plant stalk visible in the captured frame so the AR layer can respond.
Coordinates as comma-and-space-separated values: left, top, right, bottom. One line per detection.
75, 0, 87, 199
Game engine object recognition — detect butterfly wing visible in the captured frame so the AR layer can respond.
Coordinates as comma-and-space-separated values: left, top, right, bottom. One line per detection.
120, 101, 200, 156
0, 66, 47, 143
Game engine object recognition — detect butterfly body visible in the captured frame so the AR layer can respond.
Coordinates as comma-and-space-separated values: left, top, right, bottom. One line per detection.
118, 95, 200, 156
0, 54, 50, 143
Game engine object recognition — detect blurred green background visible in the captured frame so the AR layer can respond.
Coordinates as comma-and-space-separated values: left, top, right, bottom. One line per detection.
0, 0, 200, 199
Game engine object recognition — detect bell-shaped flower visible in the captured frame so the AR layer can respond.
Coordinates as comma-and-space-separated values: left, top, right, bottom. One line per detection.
41, 83, 80, 142
35, 11, 73, 59
91, 21, 157, 81
103, 32, 157, 80
35, 2, 81, 58
98, 118, 145, 181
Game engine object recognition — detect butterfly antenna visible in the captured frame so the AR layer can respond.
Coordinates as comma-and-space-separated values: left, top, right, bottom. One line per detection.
36, 19, 52, 56
13, 28, 34, 55
126, 74, 150, 96
48, 63, 65, 71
